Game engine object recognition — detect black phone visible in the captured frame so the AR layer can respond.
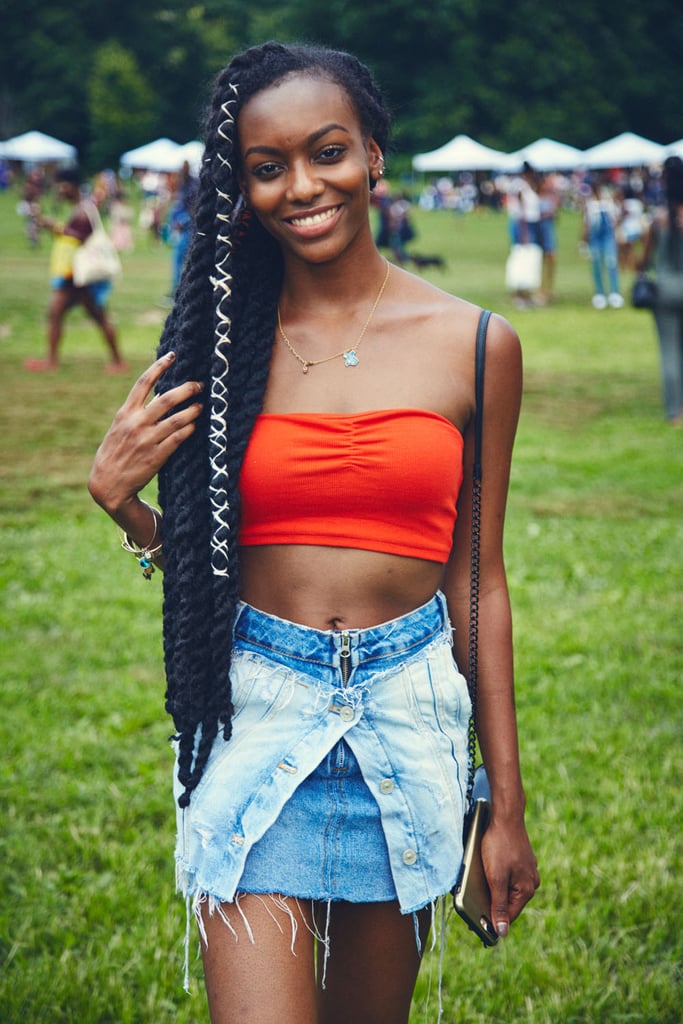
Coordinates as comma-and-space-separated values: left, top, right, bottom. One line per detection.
452, 792, 499, 947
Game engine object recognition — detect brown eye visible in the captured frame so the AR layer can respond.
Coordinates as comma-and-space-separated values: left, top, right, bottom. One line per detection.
317, 145, 345, 162
252, 161, 282, 179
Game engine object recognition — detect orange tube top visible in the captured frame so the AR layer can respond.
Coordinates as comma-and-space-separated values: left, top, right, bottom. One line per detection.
238, 409, 464, 563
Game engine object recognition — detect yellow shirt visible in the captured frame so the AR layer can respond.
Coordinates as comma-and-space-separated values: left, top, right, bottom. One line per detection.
49, 234, 80, 281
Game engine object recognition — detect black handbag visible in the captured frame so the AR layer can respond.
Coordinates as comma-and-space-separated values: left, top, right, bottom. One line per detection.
452, 309, 499, 947
631, 273, 658, 310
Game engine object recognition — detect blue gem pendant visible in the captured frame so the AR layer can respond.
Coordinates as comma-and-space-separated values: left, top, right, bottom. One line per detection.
140, 555, 155, 579
343, 349, 360, 367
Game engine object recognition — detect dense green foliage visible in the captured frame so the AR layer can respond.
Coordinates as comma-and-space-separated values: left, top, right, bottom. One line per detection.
3, 1, 683, 169
1, 182, 682, 1021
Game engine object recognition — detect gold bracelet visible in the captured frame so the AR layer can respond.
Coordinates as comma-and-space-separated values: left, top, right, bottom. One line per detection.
119, 502, 163, 579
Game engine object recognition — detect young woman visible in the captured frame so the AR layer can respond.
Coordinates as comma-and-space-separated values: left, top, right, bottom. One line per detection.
89, 42, 539, 1024
640, 155, 683, 426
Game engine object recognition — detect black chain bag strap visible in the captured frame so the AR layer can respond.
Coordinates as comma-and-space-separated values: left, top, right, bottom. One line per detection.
452, 308, 499, 946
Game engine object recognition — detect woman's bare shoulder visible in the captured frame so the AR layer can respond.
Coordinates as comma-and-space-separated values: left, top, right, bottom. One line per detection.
388, 265, 519, 351
374, 265, 521, 428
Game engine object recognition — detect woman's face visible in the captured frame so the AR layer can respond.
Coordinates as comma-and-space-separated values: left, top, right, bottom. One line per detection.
237, 73, 383, 263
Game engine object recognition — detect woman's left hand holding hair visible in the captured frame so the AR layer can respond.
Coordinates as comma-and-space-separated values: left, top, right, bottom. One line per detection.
88, 352, 204, 547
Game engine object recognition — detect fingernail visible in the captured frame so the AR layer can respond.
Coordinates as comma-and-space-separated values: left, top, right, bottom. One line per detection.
496, 921, 509, 938
166, 351, 176, 361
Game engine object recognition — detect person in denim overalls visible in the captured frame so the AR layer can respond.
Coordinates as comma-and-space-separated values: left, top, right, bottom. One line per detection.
582, 175, 625, 310
89, 42, 539, 1024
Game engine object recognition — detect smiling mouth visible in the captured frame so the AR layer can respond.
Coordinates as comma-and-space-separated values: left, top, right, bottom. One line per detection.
288, 206, 341, 228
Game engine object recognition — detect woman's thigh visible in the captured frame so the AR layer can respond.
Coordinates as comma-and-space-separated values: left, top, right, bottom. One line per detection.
48, 287, 75, 319
77, 285, 108, 323
199, 893, 318, 1024
199, 895, 431, 1024
317, 900, 431, 1024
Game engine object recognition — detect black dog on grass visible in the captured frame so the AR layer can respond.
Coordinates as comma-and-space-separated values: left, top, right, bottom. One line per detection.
410, 253, 447, 271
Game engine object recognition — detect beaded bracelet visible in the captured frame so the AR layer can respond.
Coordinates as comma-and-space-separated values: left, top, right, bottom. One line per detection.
119, 503, 163, 579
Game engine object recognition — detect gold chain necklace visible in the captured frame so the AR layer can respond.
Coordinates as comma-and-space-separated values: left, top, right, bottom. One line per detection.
277, 260, 391, 374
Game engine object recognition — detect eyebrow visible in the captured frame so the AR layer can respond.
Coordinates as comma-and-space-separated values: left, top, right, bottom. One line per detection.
243, 122, 351, 159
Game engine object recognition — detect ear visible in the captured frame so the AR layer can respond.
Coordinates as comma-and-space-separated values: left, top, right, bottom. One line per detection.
368, 140, 384, 182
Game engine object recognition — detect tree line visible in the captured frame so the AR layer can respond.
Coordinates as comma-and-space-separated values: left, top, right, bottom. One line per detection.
3, 0, 682, 172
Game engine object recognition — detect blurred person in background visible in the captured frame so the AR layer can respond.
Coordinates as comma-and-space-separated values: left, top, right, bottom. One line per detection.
582, 175, 624, 309
640, 155, 683, 425
166, 160, 198, 296
24, 167, 126, 373
536, 173, 561, 303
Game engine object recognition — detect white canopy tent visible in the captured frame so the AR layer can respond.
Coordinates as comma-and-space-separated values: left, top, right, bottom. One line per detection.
413, 134, 516, 173
581, 132, 667, 169
0, 130, 77, 164
120, 138, 183, 172
120, 137, 204, 174
507, 137, 585, 172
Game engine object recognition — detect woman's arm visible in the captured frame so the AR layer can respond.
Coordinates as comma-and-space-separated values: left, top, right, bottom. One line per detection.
88, 352, 204, 565
442, 312, 539, 937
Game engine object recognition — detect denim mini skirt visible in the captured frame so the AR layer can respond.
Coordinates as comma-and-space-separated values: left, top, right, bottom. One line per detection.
173, 591, 472, 919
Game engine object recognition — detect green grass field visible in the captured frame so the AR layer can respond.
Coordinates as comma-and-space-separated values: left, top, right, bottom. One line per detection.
1, 184, 681, 1023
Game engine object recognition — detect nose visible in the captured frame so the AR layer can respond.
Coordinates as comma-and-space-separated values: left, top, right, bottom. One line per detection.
285, 160, 323, 203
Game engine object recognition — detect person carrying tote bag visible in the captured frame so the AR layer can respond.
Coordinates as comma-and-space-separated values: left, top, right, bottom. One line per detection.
506, 167, 543, 307
24, 167, 126, 373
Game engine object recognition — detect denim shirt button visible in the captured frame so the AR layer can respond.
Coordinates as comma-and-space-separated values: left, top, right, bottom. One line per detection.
402, 848, 418, 865
379, 778, 395, 794
339, 706, 354, 722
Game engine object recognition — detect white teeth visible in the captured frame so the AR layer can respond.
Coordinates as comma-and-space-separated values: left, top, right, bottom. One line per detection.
290, 208, 338, 227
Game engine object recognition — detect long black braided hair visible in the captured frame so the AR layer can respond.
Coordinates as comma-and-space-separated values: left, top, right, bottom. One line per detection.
155, 41, 391, 807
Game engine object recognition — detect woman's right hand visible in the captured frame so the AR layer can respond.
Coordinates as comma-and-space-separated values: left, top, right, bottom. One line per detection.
88, 351, 204, 522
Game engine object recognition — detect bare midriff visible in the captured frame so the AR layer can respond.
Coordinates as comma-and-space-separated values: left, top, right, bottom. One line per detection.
239, 544, 445, 630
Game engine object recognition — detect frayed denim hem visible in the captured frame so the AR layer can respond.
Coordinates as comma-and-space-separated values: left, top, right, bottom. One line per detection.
182, 890, 332, 994
182, 887, 453, 1022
